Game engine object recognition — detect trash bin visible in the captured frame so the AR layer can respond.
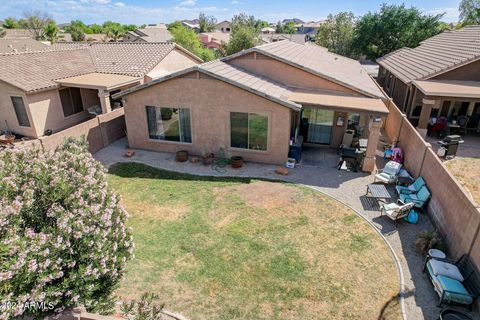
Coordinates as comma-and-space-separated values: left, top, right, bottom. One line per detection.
437, 135, 464, 158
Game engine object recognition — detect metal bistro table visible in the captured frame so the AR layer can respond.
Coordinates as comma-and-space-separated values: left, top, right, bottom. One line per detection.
366, 184, 392, 203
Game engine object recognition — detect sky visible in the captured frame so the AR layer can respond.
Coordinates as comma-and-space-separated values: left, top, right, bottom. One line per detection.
0, 0, 462, 25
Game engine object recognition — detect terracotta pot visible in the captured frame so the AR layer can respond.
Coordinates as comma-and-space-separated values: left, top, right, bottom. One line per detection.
0, 134, 15, 145
176, 150, 189, 162
230, 156, 244, 168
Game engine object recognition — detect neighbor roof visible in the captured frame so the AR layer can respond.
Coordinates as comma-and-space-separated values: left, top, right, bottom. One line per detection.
224, 40, 385, 98
3, 29, 34, 38
0, 42, 199, 92
377, 25, 480, 84
0, 38, 49, 54
413, 80, 480, 99
126, 27, 172, 43
55, 72, 141, 90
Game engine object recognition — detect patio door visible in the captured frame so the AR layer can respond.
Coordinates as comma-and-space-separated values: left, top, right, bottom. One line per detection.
302, 107, 334, 145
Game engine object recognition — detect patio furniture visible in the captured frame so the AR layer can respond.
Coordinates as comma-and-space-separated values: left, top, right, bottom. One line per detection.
337, 147, 365, 172
438, 308, 473, 320
429, 249, 446, 260
424, 254, 480, 308
399, 185, 431, 209
456, 116, 470, 136
366, 183, 392, 203
429, 117, 448, 137
396, 176, 426, 195
374, 161, 402, 184
380, 199, 415, 224
391, 147, 404, 164
437, 135, 464, 159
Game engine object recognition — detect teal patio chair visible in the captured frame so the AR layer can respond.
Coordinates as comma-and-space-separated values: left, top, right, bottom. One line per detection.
400, 185, 431, 209
396, 177, 426, 195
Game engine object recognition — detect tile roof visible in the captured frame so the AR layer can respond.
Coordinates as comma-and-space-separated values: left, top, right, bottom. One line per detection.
377, 25, 480, 84
0, 38, 49, 54
0, 42, 190, 92
126, 28, 172, 43
227, 40, 384, 98
3, 29, 34, 38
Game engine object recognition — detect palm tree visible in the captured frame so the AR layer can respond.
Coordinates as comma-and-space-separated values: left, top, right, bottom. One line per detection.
107, 26, 125, 42
44, 22, 59, 43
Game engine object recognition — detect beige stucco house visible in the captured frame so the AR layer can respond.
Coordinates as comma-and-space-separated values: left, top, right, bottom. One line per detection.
0, 42, 201, 139
377, 25, 480, 136
114, 41, 389, 171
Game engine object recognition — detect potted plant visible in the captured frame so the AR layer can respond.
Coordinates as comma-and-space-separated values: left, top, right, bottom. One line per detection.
160, 108, 173, 120
202, 152, 215, 165
175, 150, 189, 162
230, 156, 244, 168
0, 132, 15, 145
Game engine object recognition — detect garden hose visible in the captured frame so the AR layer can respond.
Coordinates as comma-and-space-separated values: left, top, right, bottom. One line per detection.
211, 148, 230, 173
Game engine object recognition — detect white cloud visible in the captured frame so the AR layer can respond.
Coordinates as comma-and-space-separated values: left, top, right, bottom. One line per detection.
425, 7, 459, 22
231, 0, 239, 4
178, 0, 196, 7
114, 2, 125, 7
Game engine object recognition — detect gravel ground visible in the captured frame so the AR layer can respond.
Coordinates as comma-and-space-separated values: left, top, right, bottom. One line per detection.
94, 138, 478, 320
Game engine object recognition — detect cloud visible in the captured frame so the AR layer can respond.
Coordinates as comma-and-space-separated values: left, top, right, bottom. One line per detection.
231, 0, 239, 4
178, 0, 196, 6
425, 7, 459, 22
114, 2, 125, 7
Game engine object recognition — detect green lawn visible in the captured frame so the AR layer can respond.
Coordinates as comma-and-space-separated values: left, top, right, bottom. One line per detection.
108, 163, 399, 320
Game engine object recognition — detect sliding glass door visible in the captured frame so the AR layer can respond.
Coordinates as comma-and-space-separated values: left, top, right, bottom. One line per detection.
302, 107, 334, 145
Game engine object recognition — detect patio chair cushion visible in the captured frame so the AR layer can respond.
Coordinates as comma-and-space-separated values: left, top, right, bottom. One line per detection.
429, 259, 465, 282
427, 262, 474, 305
396, 177, 426, 195
416, 186, 431, 201
375, 172, 396, 183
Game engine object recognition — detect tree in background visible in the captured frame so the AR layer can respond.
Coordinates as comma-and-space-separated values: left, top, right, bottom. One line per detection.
67, 20, 86, 41
90, 23, 103, 34
352, 4, 445, 60
44, 22, 59, 43
224, 13, 261, 55
459, 0, 480, 25
198, 12, 217, 33
0, 28, 5, 38
169, 22, 215, 61
275, 21, 284, 33
3, 17, 19, 29
22, 10, 54, 40
255, 20, 269, 30
316, 12, 356, 58
283, 21, 296, 34
0, 138, 133, 318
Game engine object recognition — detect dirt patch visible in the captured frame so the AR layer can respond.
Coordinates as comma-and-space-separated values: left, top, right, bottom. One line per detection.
445, 157, 480, 205
126, 202, 190, 221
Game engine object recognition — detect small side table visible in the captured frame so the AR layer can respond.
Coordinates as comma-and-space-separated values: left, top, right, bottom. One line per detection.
428, 249, 446, 259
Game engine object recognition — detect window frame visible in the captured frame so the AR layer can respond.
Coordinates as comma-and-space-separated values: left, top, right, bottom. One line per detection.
145, 106, 193, 145
10, 95, 31, 128
59, 87, 84, 118
229, 111, 270, 153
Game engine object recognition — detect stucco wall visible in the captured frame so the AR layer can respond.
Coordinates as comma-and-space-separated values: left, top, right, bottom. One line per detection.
0, 81, 37, 137
229, 52, 361, 95
145, 49, 201, 81
124, 73, 292, 165
80, 88, 100, 108
432, 59, 480, 81
392, 79, 408, 109
27, 89, 90, 137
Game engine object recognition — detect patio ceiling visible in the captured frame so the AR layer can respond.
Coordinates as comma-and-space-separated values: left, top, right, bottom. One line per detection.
55, 72, 141, 91
413, 80, 480, 99
288, 91, 389, 116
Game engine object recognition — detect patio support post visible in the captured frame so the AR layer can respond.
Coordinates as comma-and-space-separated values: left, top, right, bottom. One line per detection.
417, 98, 435, 138
98, 90, 112, 114
362, 118, 382, 172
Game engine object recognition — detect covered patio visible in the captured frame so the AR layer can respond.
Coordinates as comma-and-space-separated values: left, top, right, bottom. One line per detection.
411, 80, 480, 138
55, 72, 142, 115
288, 91, 389, 172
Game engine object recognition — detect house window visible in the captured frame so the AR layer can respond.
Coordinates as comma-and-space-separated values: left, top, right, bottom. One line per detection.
230, 112, 268, 151
411, 105, 422, 118
11, 96, 30, 127
146, 106, 192, 143
60, 87, 83, 117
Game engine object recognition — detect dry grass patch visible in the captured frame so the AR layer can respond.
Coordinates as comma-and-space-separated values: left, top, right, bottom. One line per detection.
109, 163, 400, 320
445, 157, 480, 205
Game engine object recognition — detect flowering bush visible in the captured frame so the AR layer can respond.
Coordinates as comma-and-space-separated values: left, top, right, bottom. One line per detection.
0, 138, 133, 319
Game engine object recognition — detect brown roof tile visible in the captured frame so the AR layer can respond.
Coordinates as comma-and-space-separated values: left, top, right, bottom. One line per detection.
377, 25, 480, 83
0, 38, 49, 54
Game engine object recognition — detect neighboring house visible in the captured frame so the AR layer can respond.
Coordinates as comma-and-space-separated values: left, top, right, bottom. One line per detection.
123, 25, 172, 43
84, 33, 112, 42
0, 38, 49, 54
114, 41, 388, 171
3, 29, 35, 38
261, 27, 276, 34
57, 33, 73, 42
215, 21, 231, 33
199, 32, 230, 49
181, 20, 200, 32
296, 21, 324, 35
0, 43, 202, 139
261, 34, 309, 45
377, 25, 480, 136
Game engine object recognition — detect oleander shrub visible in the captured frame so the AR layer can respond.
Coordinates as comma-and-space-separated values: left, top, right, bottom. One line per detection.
0, 137, 133, 318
